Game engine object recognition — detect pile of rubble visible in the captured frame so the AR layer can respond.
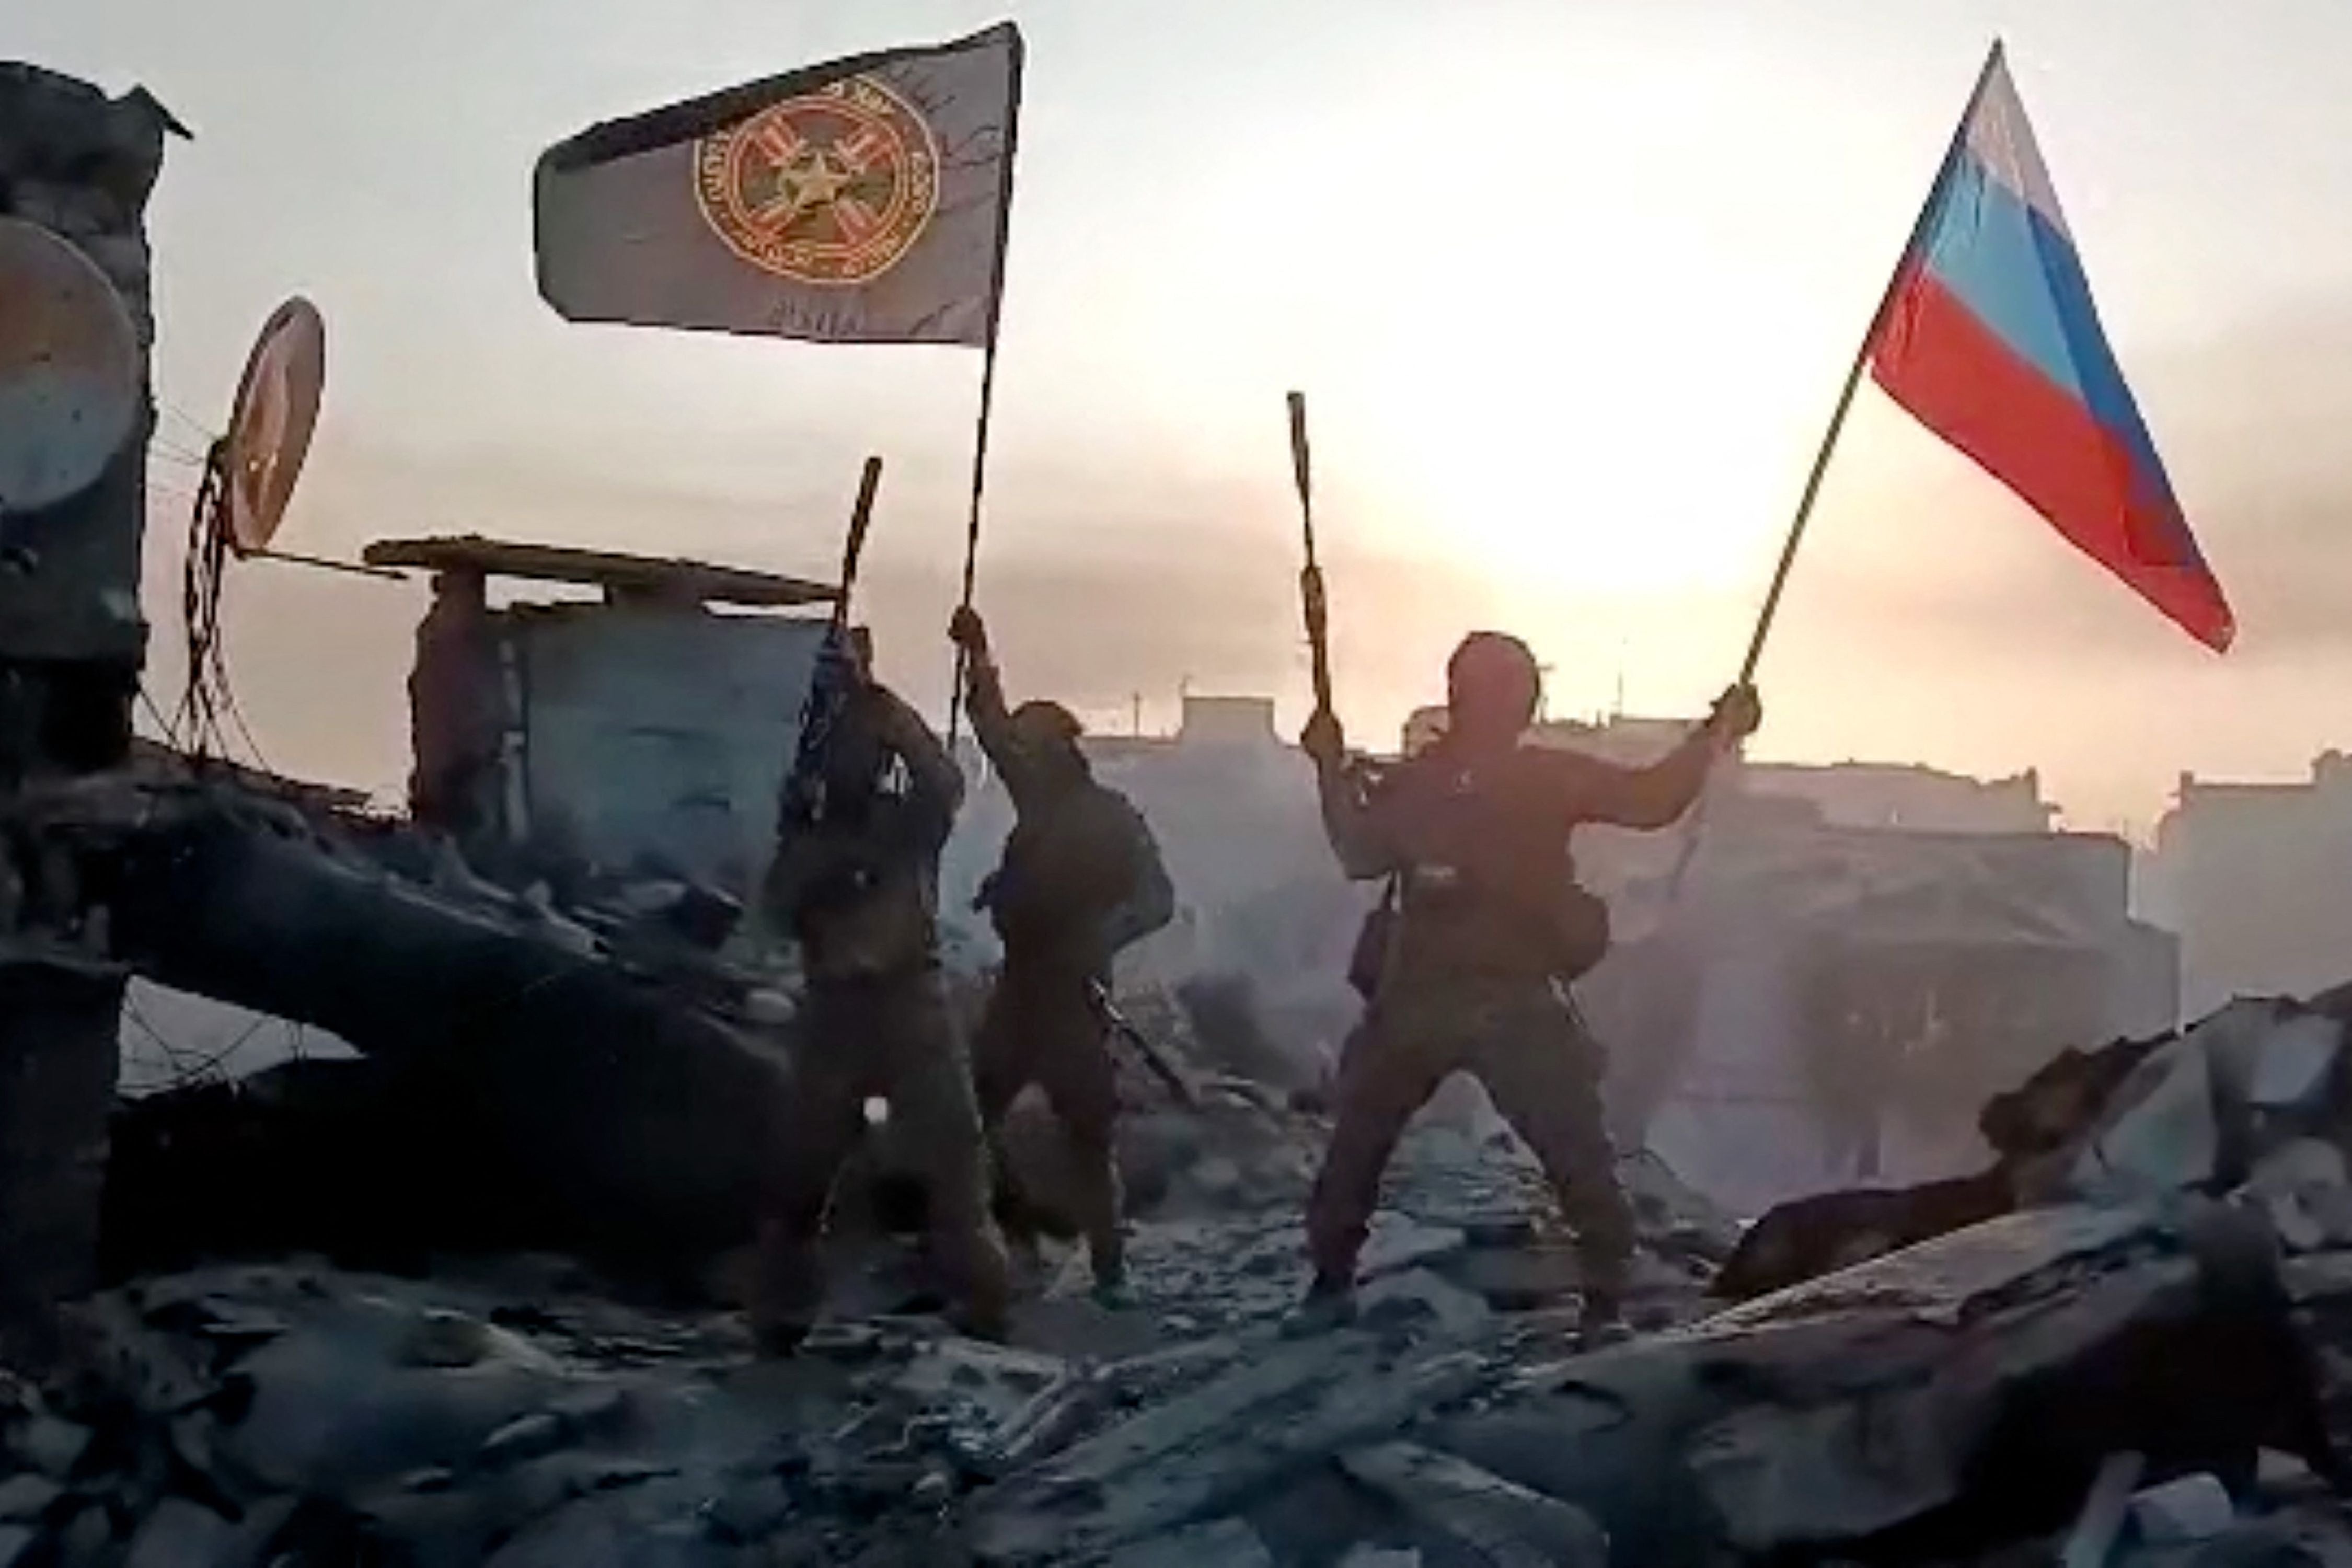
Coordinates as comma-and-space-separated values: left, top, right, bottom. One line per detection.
1720, 983, 2352, 1300
25, 982, 2352, 1565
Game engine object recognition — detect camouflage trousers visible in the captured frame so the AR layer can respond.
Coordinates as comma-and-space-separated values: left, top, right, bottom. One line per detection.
973, 962, 1124, 1288
751, 968, 1010, 1346
1306, 972, 1635, 1301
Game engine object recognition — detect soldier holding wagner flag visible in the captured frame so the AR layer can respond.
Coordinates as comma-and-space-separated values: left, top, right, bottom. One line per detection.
532, 24, 1024, 1346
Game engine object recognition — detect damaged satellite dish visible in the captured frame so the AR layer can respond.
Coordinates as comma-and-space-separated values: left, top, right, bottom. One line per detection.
0, 216, 140, 515
220, 296, 324, 556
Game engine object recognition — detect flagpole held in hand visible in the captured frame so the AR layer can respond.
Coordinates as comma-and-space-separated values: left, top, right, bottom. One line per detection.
1667, 41, 2005, 903
948, 33, 1028, 750
1735, 40, 2005, 686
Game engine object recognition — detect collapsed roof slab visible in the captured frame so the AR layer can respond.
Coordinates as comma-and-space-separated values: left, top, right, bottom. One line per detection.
364, 534, 840, 609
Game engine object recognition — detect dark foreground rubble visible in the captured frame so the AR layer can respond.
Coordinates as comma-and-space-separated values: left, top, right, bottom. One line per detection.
26, 795, 2352, 1568
21, 993, 2352, 1568
1719, 986, 2352, 1301
10, 1185, 2352, 1566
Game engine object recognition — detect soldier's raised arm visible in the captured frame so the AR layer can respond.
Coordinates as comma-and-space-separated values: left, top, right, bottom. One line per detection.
947, 605, 1025, 783
1301, 708, 1398, 880
1568, 685, 1761, 831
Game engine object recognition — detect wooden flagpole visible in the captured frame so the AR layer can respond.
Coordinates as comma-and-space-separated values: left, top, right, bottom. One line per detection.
948, 33, 1027, 748
1734, 39, 2007, 684
1667, 40, 2004, 898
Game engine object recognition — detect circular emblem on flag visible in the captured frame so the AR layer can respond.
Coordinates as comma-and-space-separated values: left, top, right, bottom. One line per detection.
694, 77, 940, 286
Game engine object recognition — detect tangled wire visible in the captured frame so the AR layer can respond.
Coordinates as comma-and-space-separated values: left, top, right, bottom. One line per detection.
170, 439, 267, 768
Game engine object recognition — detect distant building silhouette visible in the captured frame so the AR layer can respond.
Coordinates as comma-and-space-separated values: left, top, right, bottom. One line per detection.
2146, 752, 2352, 1014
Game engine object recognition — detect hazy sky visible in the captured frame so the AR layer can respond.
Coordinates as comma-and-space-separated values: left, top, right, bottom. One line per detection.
22, 0, 2352, 833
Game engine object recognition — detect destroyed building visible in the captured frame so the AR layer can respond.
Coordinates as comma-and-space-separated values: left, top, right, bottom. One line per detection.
1499, 717, 2185, 1210
2145, 752, 2352, 1018
1612, 823, 2181, 1213
0, 63, 179, 1368
24, 44, 2352, 1568
365, 534, 839, 898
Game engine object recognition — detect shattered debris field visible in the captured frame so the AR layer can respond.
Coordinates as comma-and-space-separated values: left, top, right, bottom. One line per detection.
15, 35, 2352, 1568
8, 979, 2352, 1565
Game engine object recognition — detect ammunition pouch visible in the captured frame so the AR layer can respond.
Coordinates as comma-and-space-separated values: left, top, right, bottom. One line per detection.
1364, 867, 1610, 991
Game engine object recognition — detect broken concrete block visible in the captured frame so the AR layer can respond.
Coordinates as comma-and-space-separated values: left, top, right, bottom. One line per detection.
976, 1344, 1488, 1563
481, 1492, 731, 1568
2060, 1451, 2145, 1568
2243, 1013, 2344, 1114
1339, 1442, 1608, 1568
548, 1384, 635, 1441
2250, 1140, 2349, 1195
121, 1498, 238, 1568
477, 1412, 572, 1470
2266, 1193, 2332, 1256
1688, 1375, 1983, 1552
9, 1414, 92, 1478
1032, 1336, 1356, 1495
400, 1308, 559, 1373
220, 1317, 563, 1496
0, 1475, 59, 1523
1439, 1245, 1584, 1311
703, 1475, 794, 1544
1103, 1518, 1276, 1567
2126, 1472, 2236, 1543
53, 1502, 112, 1566
1357, 1269, 1492, 1340
1458, 1203, 2332, 1562
1356, 1215, 1470, 1281
2256, 1447, 2326, 1498
2068, 1039, 2219, 1199
2243, 1142, 2352, 1254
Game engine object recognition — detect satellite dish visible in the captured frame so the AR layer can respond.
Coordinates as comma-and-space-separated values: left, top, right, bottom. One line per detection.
221, 296, 324, 555
0, 217, 140, 515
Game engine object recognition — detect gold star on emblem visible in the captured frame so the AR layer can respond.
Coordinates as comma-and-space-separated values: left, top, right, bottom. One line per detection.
754, 148, 854, 228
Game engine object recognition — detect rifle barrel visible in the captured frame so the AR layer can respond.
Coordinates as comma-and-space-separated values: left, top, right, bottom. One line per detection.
1288, 392, 1333, 713
836, 456, 884, 627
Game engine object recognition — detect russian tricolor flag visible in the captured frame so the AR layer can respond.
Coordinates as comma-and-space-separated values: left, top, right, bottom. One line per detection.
1869, 45, 2234, 651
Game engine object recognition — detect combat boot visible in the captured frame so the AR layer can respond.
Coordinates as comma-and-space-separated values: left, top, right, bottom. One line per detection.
1282, 1272, 1359, 1338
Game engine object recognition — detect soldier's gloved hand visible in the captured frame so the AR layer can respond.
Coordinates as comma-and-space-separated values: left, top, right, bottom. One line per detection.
948, 605, 990, 656
1706, 684, 1763, 744
1300, 707, 1346, 770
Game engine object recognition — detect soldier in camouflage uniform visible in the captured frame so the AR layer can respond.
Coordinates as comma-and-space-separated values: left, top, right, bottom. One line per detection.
950, 606, 1174, 1301
1298, 631, 1759, 1334
750, 630, 1010, 1350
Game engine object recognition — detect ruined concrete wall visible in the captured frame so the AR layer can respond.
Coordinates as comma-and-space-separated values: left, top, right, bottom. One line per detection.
489, 602, 825, 893
2151, 763, 2352, 1017
0, 64, 176, 1361
0, 65, 172, 677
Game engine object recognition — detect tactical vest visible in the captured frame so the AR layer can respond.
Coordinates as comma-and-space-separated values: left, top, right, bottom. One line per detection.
1365, 751, 1610, 989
